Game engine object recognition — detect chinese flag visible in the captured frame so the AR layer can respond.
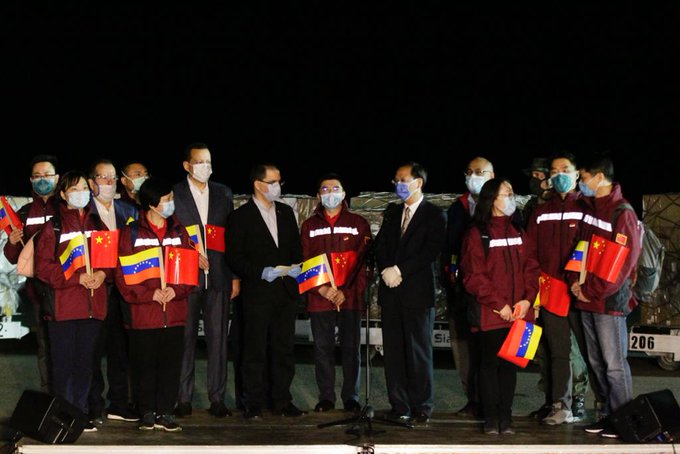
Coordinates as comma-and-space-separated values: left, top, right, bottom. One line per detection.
330, 251, 358, 287
0, 196, 23, 235
90, 230, 119, 269
165, 246, 199, 286
586, 234, 630, 283
537, 272, 570, 317
205, 224, 225, 253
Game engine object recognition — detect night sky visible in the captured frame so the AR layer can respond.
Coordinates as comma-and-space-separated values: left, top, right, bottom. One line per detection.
3, 3, 680, 215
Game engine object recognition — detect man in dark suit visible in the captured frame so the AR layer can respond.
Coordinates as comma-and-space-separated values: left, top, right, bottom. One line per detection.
173, 143, 239, 418
375, 162, 445, 424
86, 158, 139, 425
225, 163, 305, 419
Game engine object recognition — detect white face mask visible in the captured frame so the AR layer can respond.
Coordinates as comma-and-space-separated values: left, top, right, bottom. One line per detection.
191, 163, 212, 183
321, 192, 344, 209
124, 173, 148, 193
465, 174, 489, 195
263, 182, 281, 202
67, 190, 91, 209
155, 200, 175, 219
96, 184, 117, 202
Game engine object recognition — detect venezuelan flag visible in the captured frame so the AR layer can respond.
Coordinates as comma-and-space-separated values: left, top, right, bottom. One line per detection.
119, 247, 162, 285
59, 234, 87, 280
296, 254, 331, 293
185, 224, 202, 251
564, 240, 588, 272
497, 319, 542, 368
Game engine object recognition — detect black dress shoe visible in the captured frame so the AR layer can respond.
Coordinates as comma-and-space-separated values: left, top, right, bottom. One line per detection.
279, 403, 307, 417
412, 411, 430, 423
343, 399, 361, 412
208, 401, 232, 418
244, 406, 263, 419
174, 402, 192, 418
314, 400, 334, 412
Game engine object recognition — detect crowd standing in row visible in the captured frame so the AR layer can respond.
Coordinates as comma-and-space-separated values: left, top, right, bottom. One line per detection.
3, 145, 641, 438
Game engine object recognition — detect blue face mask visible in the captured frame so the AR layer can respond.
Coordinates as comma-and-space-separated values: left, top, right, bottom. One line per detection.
500, 196, 516, 216
32, 178, 55, 196
156, 200, 175, 218
551, 172, 575, 194
578, 181, 596, 197
320, 192, 344, 209
67, 190, 90, 209
395, 180, 418, 201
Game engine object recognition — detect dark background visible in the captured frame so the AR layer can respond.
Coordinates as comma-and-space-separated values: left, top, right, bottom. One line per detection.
3, 3, 680, 215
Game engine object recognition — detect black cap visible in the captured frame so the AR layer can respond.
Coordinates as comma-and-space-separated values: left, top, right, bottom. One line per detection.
522, 157, 549, 176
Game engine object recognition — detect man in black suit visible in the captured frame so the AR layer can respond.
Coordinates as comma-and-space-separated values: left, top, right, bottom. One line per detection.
173, 143, 239, 418
225, 163, 305, 419
375, 162, 445, 424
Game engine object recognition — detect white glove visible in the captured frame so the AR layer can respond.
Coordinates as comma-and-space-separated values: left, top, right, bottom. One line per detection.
381, 266, 402, 288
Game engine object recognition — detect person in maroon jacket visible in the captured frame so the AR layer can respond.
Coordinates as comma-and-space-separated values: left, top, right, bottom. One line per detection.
570, 156, 642, 439
461, 177, 539, 435
115, 177, 195, 432
3, 154, 60, 394
35, 170, 110, 433
300, 173, 372, 413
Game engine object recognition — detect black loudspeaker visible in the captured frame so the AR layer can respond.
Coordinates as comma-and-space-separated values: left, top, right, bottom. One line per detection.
8, 390, 87, 444
610, 389, 680, 443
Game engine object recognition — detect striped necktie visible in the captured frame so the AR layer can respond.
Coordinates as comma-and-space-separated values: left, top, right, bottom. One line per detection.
401, 206, 411, 236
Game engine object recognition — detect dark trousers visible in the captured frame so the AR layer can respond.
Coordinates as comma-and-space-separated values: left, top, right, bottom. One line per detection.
89, 289, 131, 416
23, 280, 51, 393
48, 319, 102, 414
479, 328, 517, 424
231, 298, 273, 410
541, 309, 573, 407
129, 327, 184, 416
178, 287, 230, 404
309, 310, 361, 404
569, 308, 606, 404
381, 303, 434, 416
242, 298, 296, 410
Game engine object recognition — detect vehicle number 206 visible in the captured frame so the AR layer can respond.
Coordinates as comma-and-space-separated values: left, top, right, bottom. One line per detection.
630, 334, 656, 350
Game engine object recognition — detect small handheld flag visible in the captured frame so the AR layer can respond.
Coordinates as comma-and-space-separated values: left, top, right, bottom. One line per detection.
205, 224, 225, 253
536, 272, 571, 317
296, 254, 333, 294
497, 319, 542, 368
330, 251, 357, 287
165, 246, 199, 286
119, 247, 162, 285
565, 240, 589, 284
90, 230, 119, 269
185, 224, 204, 253
586, 234, 630, 283
59, 233, 87, 280
0, 196, 24, 236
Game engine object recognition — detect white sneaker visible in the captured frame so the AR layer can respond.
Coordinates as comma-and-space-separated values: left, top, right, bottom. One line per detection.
542, 402, 573, 425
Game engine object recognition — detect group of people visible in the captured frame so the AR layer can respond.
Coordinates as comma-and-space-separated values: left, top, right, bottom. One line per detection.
3, 147, 641, 439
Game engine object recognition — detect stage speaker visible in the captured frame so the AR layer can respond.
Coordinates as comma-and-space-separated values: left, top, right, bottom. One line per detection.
610, 389, 680, 443
8, 390, 87, 444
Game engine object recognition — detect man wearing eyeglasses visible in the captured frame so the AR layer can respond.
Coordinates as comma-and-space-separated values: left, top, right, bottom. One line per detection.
225, 163, 305, 419
3, 154, 61, 396
173, 142, 239, 419
300, 173, 372, 414
375, 162, 445, 424
86, 158, 139, 426
443, 156, 494, 419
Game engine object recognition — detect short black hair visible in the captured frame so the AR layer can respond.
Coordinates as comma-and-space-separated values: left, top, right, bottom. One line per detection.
56, 170, 88, 202
548, 151, 578, 169
249, 163, 279, 185
87, 158, 115, 179
184, 142, 210, 162
399, 161, 428, 186
29, 154, 58, 172
138, 176, 172, 210
316, 172, 344, 192
122, 162, 148, 175
580, 154, 615, 182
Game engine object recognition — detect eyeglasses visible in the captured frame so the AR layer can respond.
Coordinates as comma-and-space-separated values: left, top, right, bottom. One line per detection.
94, 174, 118, 183
319, 185, 343, 194
258, 179, 285, 187
464, 169, 491, 177
30, 174, 56, 181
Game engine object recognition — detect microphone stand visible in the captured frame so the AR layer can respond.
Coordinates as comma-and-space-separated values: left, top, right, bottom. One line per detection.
317, 290, 413, 436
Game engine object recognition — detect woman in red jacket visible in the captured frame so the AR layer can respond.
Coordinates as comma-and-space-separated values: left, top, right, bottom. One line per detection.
461, 178, 539, 435
115, 177, 195, 432
35, 170, 109, 432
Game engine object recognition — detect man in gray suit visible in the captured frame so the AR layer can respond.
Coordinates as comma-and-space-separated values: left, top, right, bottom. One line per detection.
173, 142, 239, 418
